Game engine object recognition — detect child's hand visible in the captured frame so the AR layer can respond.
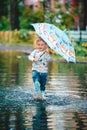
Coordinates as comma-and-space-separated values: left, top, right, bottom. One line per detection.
33, 57, 39, 62
46, 48, 49, 54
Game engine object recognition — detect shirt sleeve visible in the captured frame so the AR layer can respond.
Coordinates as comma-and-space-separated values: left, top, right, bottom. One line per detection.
28, 50, 35, 61
46, 53, 52, 61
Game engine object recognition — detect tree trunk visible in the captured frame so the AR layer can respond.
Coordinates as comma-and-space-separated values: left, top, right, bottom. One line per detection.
9, 0, 19, 30
79, 0, 87, 30
0, 0, 8, 16
83, 0, 87, 30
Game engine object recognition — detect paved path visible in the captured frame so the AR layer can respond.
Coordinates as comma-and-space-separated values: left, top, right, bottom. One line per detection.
0, 44, 33, 54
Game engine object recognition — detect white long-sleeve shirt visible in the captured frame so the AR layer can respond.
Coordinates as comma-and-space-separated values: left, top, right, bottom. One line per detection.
28, 49, 51, 73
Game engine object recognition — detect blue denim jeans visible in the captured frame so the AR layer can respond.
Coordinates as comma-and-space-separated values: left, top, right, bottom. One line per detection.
32, 70, 47, 91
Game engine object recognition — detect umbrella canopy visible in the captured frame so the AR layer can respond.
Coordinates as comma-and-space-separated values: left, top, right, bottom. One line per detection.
32, 23, 76, 63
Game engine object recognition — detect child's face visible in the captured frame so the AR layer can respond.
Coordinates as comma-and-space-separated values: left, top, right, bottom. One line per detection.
36, 40, 47, 51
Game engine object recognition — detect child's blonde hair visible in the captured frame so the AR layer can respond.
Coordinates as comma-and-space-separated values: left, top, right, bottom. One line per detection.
34, 37, 46, 48
36, 37, 46, 44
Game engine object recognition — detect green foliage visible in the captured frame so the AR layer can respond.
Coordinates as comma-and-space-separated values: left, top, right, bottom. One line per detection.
0, 16, 10, 30
74, 41, 87, 56
0, 1, 78, 31
16, 29, 29, 41
53, 11, 74, 30
19, 7, 44, 30
0, 0, 86, 31
54, 0, 76, 30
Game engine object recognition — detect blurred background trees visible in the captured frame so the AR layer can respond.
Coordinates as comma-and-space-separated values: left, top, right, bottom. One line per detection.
0, 0, 87, 57
0, 0, 87, 31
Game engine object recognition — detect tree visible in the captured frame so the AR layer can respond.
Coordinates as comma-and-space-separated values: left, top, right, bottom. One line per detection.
79, 0, 87, 30
9, 0, 19, 30
0, 0, 8, 16
19, 7, 44, 29
43, 0, 51, 22
0, 0, 10, 30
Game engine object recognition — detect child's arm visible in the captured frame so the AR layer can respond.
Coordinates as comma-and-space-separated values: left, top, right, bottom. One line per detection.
28, 50, 35, 61
28, 50, 39, 62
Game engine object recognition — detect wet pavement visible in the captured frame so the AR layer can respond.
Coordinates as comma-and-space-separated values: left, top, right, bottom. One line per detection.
0, 47, 87, 130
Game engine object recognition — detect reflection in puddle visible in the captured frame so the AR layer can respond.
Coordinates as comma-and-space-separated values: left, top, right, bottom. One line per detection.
0, 51, 87, 130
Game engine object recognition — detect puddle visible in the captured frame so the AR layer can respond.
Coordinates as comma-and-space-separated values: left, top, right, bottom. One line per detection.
0, 51, 87, 130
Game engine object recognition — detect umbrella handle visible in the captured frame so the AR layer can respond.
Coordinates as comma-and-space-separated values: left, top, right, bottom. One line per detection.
39, 51, 46, 60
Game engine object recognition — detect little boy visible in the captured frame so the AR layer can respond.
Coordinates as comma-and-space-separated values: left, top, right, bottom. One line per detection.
28, 37, 51, 100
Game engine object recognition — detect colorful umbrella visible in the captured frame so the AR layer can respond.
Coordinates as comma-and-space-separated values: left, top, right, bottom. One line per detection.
32, 23, 76, 63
